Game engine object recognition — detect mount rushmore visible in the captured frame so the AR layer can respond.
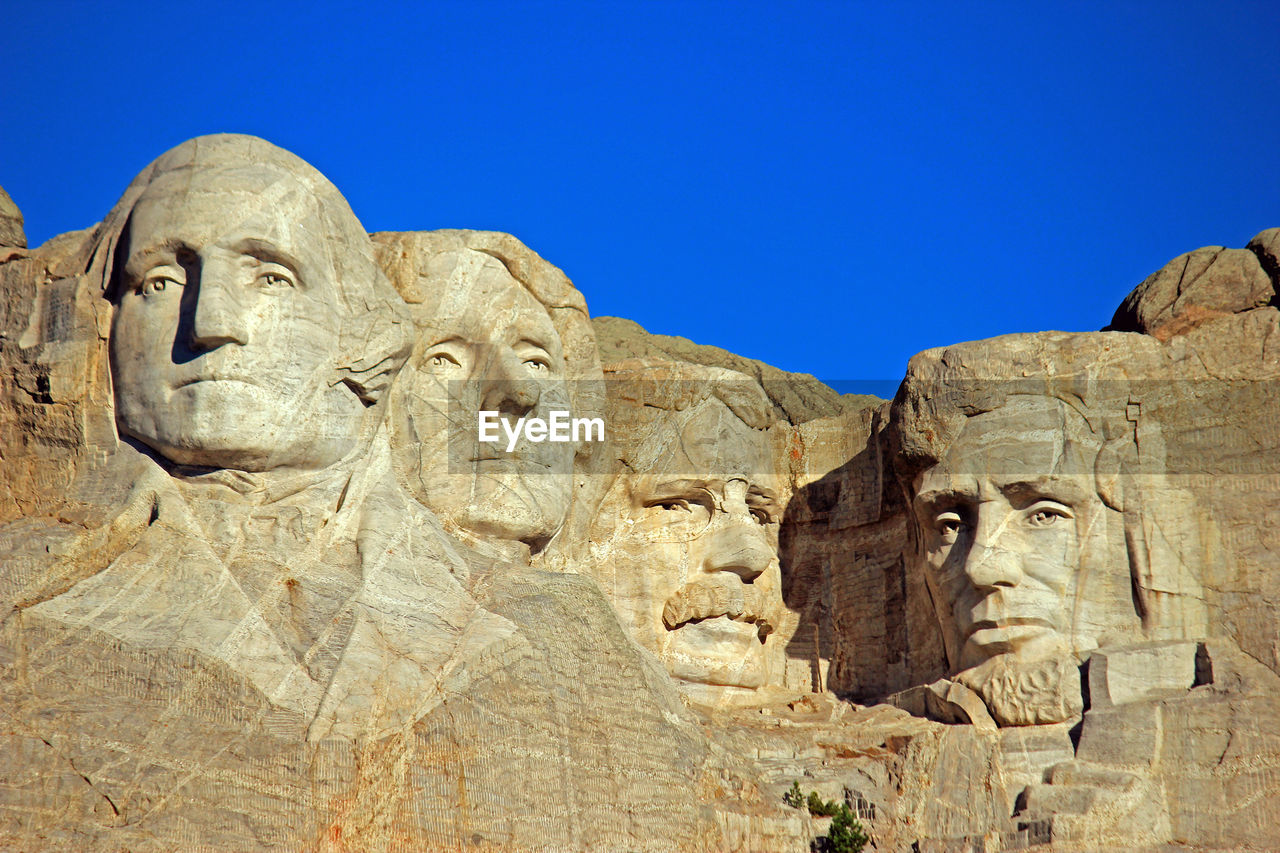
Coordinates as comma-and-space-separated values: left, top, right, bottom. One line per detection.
0, 135, 1277, 850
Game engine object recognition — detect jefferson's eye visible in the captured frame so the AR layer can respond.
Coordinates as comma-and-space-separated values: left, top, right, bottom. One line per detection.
1026, 503, 1072, 528
428, 353, 461, 369
139, 272, 182, 297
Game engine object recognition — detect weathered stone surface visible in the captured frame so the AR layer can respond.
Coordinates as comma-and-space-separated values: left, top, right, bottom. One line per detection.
1087, 641, 1199, 708
0, 185, 23, 249
0, 136, 750, 851
592, 315, 878, 424
775, 402, 948, 701
1107, 244, 1274, 339
1247, 226, 1280, 287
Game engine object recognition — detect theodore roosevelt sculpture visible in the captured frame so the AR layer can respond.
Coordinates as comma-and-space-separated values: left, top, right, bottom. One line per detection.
567, 358, 787, 704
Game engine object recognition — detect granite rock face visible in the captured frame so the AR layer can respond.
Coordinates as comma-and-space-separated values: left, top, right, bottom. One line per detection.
592, 315, 877, 424
1107, 242, 1274, 339
0, 186, 23, 250
2, 136, 1278, 851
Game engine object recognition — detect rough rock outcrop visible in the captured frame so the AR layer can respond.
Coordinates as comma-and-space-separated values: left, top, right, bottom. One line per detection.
1106, 236, 1276, 339
592, 315, 878, 424
0, 186, 23, 249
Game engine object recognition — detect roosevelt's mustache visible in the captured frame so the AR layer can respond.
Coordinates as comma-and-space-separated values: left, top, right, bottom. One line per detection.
662, 575, 775, 637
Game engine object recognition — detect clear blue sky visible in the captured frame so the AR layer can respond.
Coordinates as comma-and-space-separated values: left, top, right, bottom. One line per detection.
4, 1, 1278, 387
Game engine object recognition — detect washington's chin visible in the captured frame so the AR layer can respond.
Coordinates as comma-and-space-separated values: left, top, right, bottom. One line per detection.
120, 420, 352, 472
661, 616, 767, 690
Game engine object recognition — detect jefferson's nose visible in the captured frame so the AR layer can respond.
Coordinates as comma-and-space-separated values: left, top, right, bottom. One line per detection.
478, 350, 540, 419
189, 254, 249, 350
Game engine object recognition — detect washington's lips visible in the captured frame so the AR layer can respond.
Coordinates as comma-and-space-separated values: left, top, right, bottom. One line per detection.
662, 579, 775, 638
174, 375, 258, 389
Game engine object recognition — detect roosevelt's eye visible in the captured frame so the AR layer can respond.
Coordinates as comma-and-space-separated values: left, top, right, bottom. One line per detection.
1026, 502, 1072, 528
639, 492, 714, 537
750, 507, 773, 526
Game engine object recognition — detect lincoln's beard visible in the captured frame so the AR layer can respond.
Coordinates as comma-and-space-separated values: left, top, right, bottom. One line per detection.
955, 652, 1084, 726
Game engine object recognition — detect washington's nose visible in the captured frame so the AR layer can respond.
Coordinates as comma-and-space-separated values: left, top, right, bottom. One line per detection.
479, 352, 540, 419
188, 257, 249, 350
699, 520, 774, 583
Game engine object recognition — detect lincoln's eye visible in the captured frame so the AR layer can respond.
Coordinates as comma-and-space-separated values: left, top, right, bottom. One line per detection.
1027, 505, 1071, 527
656, 499, 690, 511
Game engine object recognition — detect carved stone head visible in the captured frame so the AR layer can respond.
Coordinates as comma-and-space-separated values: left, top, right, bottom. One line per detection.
374, 230, 603, 552
891, 333, 1208, 683
583, 359, 785, 697
910, 395, 1134, 671
92, 134, 409, 472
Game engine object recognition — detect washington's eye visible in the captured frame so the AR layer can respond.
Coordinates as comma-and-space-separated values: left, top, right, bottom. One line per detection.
257, 268, 295, 288
1026, 503, 1072, 528
523, 357, 550, 372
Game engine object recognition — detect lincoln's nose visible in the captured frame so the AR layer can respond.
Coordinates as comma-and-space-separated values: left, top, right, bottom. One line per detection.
964, 542, 1025, 589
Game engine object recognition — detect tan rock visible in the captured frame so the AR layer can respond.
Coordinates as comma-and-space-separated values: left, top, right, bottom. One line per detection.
0, 185, 23, 249
1087, 640, 1199, 708
4, 134, 1279, 853
1107, 245, 1274, 339
591, 315, 877, 424
0, 136, 734, 850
